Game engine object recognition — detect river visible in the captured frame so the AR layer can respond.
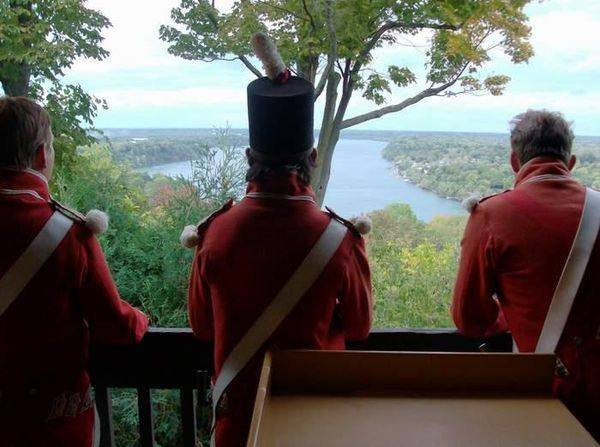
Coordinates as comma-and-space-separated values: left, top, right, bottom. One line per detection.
143, 139, 465, 221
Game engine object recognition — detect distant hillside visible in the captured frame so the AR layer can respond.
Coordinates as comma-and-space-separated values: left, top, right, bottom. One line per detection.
100, 129, 248, 167
99, 127, 600, 186
383, 134, 600, 200
101, 128, 413, 167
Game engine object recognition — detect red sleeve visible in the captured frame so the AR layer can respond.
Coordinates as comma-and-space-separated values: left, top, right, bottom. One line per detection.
451, 208, 507, 337
339, 235, 373, 340
188, 248, 214, 341
78, 231, 149, 344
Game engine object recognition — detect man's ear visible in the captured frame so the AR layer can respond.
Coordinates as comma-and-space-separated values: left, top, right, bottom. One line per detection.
33, 143, 47, 170
510, 151, 520, 174
567, 154, 577, 171
310, 148, 318, 164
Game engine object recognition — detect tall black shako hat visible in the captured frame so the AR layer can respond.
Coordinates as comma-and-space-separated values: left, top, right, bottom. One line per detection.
247, 33, 314, 163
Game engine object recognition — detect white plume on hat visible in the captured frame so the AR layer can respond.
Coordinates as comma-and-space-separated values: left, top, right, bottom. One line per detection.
180, 225, 200, 249
85, 209, 109, 235
462, 194, 481, 213
251, 32, 287, 80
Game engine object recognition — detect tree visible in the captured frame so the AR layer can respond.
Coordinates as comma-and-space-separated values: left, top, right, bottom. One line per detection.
160, 0, 533, 203
0, 0, 111, 168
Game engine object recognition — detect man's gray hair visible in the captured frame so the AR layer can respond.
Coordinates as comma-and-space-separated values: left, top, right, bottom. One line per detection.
509, 109, 574, 164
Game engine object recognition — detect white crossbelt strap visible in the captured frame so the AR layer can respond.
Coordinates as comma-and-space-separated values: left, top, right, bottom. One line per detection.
0, 211, 73, 318
210, 218, 347, 446
535, 188, 600, 353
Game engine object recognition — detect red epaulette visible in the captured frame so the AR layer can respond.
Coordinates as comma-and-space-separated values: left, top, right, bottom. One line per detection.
479, 189, 512, 205
325, 206, 361, 237
197, 198, 234, 237
50, 198, 87, 224
463, 189, 512, 213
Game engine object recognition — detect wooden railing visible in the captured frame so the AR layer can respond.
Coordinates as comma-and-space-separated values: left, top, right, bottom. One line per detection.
90, 327, 511, 447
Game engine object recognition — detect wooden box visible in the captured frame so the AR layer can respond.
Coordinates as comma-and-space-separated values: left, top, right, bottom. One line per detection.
247, 350, 598, 447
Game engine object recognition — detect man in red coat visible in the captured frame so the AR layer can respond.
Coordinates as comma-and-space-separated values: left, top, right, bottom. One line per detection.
452, 109, 599, 440
0, 97, 149, 447
184, 34, 372, 447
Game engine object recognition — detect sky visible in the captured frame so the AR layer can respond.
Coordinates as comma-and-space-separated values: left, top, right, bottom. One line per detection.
64, 0, 600, 136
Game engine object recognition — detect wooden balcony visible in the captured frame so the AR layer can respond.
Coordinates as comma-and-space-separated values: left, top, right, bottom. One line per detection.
90, 327, 511, 447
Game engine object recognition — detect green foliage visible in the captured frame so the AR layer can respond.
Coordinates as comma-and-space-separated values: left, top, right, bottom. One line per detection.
107, 129, 248, 168
53, 133, 246, 445
388, 66, 416, 88
382, 133, 600, 199
160, 0, 534, 200
188, 129, 247, 204
160, 0, 533, 103
111, 389, 194, 447
367, 204, 466, 328
363, 73, 391, 105
53, 145, 208, 326
0, 0, 110, 169
0, 0, 109, 83
45, 83, 107, 168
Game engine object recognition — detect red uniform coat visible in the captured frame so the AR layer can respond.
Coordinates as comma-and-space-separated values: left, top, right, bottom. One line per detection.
452, 157, 600, 440
188, 172, 372, 447
0, 168, 149, 447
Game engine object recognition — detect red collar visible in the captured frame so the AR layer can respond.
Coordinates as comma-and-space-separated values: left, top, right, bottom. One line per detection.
246, 172, 316, 199
514, 157, 572, 188
0, 168, 51, 201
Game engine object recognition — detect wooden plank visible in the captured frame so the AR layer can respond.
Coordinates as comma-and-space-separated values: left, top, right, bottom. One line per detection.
137, 387, 155, 447
94, 385, 115, 447
180, 386, 197, 447
270, 351, 555, 396
259, 395, 597, 447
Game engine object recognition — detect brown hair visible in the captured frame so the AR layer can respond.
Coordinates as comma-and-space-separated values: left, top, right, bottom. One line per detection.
510, 109, 574, 164
245, 150, 315, 184
0, 96, 52, 168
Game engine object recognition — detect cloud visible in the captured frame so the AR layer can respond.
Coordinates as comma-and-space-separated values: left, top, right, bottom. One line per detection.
529, 9, 600, 71
96, 86, 245, 108
66, 0, 599, 135
68, 0, 181, 75
433, 90, 600, 114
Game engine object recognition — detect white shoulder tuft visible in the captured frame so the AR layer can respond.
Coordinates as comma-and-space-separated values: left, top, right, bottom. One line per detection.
251, 32, 287, 80
180, 225, 200, 249
462, 194, 482, 213
352, 215, 372, 235
85, 209, 109, 234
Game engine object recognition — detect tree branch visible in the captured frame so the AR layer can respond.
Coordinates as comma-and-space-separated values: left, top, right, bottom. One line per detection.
340, 63, 469, 129
238, 55, 262, 78
301, 0, 317, 33
314, 0, 336, 100
350, 20, 462, 79
256, 0, 307, 21
339, 86, 443, 129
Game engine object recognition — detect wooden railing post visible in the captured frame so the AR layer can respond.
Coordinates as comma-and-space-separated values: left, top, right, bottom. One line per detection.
137, 387, 155, 447
95, 385, 115, 447
180, 386, 197, 447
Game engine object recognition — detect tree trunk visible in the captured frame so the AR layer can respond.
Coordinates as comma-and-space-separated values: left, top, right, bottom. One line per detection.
0, 63, 31, 97
2, 2, 33, 97
313, 74, 354, 206
314, 125, 342, 205
312, 71, 341, 204
297, 55, 318, 83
